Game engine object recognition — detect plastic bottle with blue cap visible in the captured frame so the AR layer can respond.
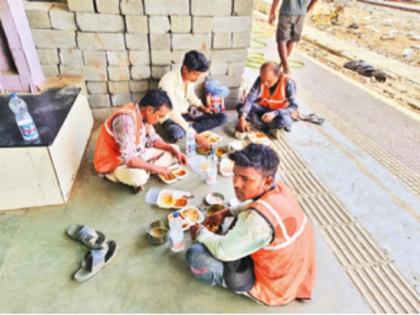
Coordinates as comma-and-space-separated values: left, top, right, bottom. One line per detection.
168, 212, 185, 252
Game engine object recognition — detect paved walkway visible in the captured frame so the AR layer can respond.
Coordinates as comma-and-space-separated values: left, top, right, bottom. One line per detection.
0, 120, 370, 312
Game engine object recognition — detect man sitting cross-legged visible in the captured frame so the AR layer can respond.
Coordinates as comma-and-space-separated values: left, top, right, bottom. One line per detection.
93, 89, 187, 193
186, 144, 316, 306
236, 62, 299, 137
159, 50, 228, 150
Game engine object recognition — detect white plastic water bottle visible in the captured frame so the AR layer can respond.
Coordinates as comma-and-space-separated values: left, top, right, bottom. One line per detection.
8, 93, 40, 143
206, 149, 218, 185
186, 124, 196, 156
168, 212, 185, 252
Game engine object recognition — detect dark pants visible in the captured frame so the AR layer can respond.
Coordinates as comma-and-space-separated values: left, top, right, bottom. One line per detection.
186, 243, 255, 293
161, 112, 228, 143
237, 103, 292, 133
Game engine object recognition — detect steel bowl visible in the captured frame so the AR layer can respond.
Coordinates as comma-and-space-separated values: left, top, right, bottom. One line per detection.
204, 192, 225, 206
146, 220, 169, 246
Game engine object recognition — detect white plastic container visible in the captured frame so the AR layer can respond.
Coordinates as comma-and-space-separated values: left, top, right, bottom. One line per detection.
168, 212, 186, 252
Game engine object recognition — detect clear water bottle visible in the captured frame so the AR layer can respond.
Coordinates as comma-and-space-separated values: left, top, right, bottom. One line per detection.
168, 212, 185, 252
186, 124, 196, 156
206, 149, 218, 185
9, 93, 40, 143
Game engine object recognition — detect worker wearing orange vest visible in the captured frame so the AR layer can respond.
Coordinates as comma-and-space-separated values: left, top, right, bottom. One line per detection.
93, 89, 187, 193
187, 144, 316, 306
236, 62, 299, 136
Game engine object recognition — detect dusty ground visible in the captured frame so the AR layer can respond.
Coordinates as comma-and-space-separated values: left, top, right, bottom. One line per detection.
249, 2, 420, 113
308, 0, 420, 67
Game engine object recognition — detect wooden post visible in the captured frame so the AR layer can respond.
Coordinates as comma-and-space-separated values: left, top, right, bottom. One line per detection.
0, 0, 44, 93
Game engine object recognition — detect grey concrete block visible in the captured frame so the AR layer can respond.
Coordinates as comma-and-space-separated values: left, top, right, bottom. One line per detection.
232, 32, 251, 48
111, 93, 131, 106
49, 3, 76, 30
210, 63, 228, 76
78, 33, 125, 50
25, 2, 53, 29
213, 33, 232, 49
84, 66, 109, 81
228, 62, 245, 76
129, 80, 149, 93
61, 65, 108, 81
125, 34, 149, 50
192, 17, 213, 34
144, 0, 189, 15
87, 81, 108, 94
108, 66, 130, 81
172, 34, 211, 50
88, 94, 111, 108
131, 92, 147, 102
191, 0, 232, 16
131, 66, 151, 80
67, 0, 94, 12
234, 0, 254, 16
211, 49, 248, 62
120, 0, 144, 15
108, 81, 130, 94
41, 65, 59, 76
152, 66, 171, 80
76, 13, 124, 32
151, 50, 171, 66
171, 16, 191, 33
37, 49, 59, 65
129, 50, 150, 65
59, 49, 83, 66
149, 79, 159, 89
213, 16, 253, 33
150, 34, 171, 50
96, 0, 120, 14
59, 65, 83, 76
149, 16, 170, 34
83, 51, 107, 66
126, 16, 148, 33
107, 51, 129, 66
32, 30, 76, 48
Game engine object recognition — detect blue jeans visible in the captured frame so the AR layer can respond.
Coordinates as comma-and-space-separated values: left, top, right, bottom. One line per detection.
237, 103, 292, 133
161, 112, 228, 143
185, 244, 225, 287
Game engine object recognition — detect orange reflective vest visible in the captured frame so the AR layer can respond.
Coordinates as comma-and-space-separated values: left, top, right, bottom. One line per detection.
93, 103, 142, 174
259, 75, 289, 110
248, 182, 316, 306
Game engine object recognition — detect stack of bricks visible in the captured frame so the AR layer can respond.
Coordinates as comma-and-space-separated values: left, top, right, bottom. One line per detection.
24, 0, 254, 108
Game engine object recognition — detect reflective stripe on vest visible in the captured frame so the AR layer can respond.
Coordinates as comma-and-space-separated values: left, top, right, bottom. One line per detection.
256, 199, 308, 251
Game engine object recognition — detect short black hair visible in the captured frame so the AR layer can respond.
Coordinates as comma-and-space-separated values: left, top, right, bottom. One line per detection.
229, 144, 280, 178
139, 89, 172, 110
183, 50, 210, 72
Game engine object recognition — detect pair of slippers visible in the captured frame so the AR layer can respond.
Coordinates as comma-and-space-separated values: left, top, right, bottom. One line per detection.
343, 60, 387, 82
66, 224, 118, 282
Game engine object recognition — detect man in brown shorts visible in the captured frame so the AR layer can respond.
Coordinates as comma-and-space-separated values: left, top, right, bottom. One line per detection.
269, 0, 318, 74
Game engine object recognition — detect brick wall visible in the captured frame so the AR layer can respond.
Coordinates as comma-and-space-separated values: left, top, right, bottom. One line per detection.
24, 0, 254, 108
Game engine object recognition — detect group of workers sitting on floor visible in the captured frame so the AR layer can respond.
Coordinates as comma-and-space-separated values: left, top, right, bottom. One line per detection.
93, 50, 315, 306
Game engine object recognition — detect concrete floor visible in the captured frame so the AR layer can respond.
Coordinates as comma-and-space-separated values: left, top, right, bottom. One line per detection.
0, 120, 370, 313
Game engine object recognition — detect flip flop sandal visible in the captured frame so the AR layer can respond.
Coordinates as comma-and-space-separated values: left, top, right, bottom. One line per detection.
373, 70, 387, 82
74, 240, 118, 282
66, 224, 107, 250
299, 113, 325, 125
